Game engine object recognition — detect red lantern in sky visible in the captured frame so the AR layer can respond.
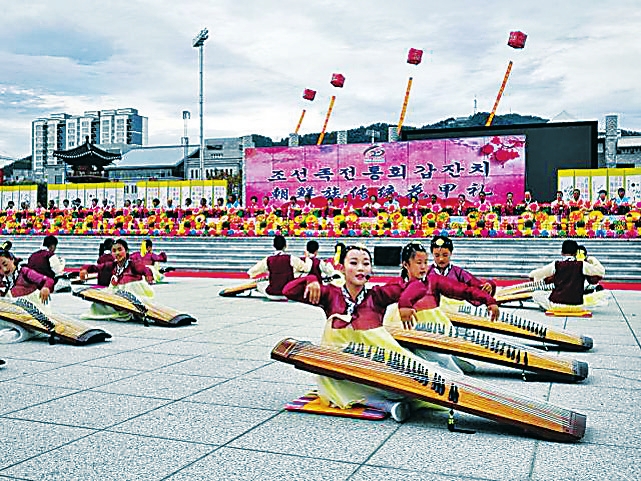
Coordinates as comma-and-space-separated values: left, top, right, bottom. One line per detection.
330, 73, 345, 88
407, 48, 423, 65
302, 89, 316, 101
508, 31, 527, 49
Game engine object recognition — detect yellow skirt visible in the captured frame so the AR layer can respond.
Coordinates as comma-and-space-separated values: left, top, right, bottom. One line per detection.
583, 289, 609, 309
439, 295, 466, 314
532, 291, 606, 313
148, 264, 165, 284
383, 304, 464, 374
81, 280, 155, 321
384, 303, 453, 331
318, 322, 447, 410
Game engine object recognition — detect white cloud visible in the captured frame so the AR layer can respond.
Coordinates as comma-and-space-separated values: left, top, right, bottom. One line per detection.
0, 0, 640, 157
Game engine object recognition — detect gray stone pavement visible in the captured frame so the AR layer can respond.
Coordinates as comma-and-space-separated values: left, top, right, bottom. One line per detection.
0, 278, 639, 481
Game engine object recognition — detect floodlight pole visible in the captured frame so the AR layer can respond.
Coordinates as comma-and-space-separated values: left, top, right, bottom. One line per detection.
193, 28, 209, 180
365, 129, 380, 144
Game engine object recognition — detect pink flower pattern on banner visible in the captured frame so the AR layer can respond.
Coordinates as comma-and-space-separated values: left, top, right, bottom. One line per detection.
480, 136, 526, 167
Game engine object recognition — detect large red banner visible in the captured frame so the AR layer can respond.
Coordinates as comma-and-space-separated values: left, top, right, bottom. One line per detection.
245, 135, 526, 205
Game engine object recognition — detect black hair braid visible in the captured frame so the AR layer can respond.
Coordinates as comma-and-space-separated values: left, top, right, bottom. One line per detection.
400, 241, 427, 280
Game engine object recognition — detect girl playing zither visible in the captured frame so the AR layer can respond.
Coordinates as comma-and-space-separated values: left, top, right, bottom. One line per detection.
283, 243, 496, 421
94, 238, 115, 287
79, 239, 154, 321
384, 241, 500, 374
427, 235, 496, 313
0, 246, 54, 342
130, 239, 171, 284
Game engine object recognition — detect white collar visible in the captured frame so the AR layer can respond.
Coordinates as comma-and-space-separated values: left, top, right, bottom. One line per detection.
433, 264, 452, 277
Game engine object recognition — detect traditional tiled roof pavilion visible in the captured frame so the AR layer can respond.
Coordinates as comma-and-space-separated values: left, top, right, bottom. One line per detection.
53, 136, 121, 183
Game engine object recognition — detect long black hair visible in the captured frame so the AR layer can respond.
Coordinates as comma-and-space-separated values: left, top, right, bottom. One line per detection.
400, 241, 427, 280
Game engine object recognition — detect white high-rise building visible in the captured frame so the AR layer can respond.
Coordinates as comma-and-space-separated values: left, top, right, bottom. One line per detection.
31, 108, 147, 182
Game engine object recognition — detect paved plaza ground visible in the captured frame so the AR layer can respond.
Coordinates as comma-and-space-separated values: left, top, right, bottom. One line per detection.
0, 277, 640, 481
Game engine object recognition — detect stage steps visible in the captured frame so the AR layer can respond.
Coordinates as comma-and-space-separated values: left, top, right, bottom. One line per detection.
5, 236, 641, 282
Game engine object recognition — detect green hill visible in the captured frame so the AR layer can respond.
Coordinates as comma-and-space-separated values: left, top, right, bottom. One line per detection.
252, 113, 549, 147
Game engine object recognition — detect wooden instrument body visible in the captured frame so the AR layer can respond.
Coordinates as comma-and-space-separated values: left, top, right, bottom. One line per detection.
387, 326, 588, 382
494, 280, 552, 304
0, 299, 111, 345
272, 338, 586, 442
447, 307, 593, 351
219, 281, 258, 297
73, 287, 196, 327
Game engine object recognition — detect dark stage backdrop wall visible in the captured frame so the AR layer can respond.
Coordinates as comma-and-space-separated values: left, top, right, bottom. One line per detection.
403, 121, 598, 203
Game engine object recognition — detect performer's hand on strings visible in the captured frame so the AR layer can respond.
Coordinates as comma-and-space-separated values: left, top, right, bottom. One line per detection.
40, 287, 50, 304
487, 304, 499, 321
79, 269, 88, 281
304, 281, 321, 304
399, 307, 416, 330
480, 282, 493, 293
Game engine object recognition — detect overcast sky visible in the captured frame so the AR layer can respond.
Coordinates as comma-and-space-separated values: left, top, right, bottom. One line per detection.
1, 0, 640, 158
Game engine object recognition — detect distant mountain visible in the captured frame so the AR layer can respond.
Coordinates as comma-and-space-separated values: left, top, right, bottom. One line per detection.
252, 113, 550, 147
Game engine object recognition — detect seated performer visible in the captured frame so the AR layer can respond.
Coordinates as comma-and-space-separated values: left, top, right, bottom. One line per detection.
79, 239, 154, 321
426, 194, 442, 213
575, 246, 609, 309
427, 236, 495, 311
283, 243, 499, 422
26, 235, 69, 292
568, 188, 588, 214
520, 191, 539, 212
550, 191, 567, 218
383, 194, 400, 212
92, 238, 116, 287
611, 187, 630, 214
246, 196, 260, 217
0, 247, 54, 343
304, 240, 339, 283
475, 191, 492, 211
247, 235, 311, 300
130, 239, 171, 284
503, 192, 516, 216
384, 241, 499, 374
362, 195, 381, 217
591, 190, 611, 213
283, 244, 426, 421
529, 240, 606, 312
284, 196, 300, 220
